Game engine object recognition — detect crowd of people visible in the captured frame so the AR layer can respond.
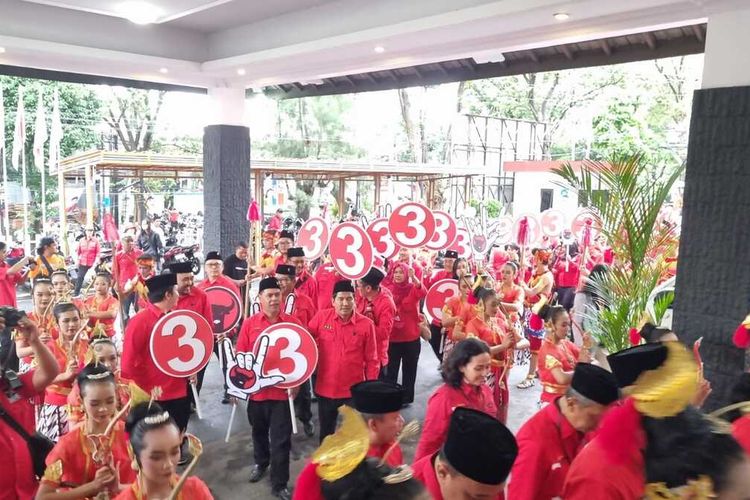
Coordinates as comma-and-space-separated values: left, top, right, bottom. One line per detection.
1, 216, 749, 500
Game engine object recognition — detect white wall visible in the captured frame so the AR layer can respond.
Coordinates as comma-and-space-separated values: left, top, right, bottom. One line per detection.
510, 171, 580, 219
703, 6, 750, 89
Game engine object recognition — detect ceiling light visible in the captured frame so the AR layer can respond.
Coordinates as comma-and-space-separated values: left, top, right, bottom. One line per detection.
374, 46, 385, 54
553, 12, 570, 21
473, 52, 505, 64
237, 68, 247, 76
116, 1, 163, 25
159, 67, 168, 74
0, 47, 5, 54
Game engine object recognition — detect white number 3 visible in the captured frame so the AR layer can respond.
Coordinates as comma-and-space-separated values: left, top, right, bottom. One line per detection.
163, 315, 205, 374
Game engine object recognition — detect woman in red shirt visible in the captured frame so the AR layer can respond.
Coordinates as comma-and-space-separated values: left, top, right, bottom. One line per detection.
496, 262, 525, 327
536, 305, 590, 405
115, 403, 212, 499
441, 276, 475, 357
37, 364, 136, 500
384, 262, 427, 405
463, 289, 522, 423
84, 273, 119, 338
75, 229, 100, 296
16, 278, 57, 371
413, 338, 497, 462
38, 302, 89, 442
518, 249, 554, 389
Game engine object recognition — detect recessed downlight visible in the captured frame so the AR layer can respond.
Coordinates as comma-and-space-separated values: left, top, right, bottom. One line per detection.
159, 67, 168, 74
553, 12, 570, 21
0, 47, 5, 54
237, 68, 247, 76
374, 46, 385, 54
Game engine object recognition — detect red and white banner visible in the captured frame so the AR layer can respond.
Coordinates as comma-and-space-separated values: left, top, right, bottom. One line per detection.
366, 218, 398, 259
297, 217, 330, 260
426, 210, 458, 251
329, 222, 374, 280
571, 210, 602, 240
205, 286, 242, 335
540, 209, 567, 237
149, 310, 214, 378
512, 214, 542, 246
388, 202, 436, 249
448, 228, 472, 259
425, 279, 459, 323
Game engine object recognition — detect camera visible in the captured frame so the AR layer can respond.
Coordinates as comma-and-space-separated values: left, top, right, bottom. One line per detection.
0, 306, 27, 328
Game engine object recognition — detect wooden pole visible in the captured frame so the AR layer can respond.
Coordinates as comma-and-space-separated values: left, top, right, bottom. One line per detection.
85, 164, 95, 229
57, 163, 69, 256
21, 138, 30, 255
338, 179, 346, 219
374, 175, 381, 212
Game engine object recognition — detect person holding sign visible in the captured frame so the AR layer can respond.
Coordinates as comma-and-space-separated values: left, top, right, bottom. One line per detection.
293, 381, 408, 500
168, 261, 214, 406
355, 268, 395, 377
121, 274, 193, 449
288, 247, 318, 308
236, 277, 298, 500
425, 250, 459, 361
275, 264, 316, 438
308, 281, 379, 442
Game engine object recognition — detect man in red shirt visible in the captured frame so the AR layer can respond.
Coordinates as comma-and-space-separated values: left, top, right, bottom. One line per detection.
236, 277, 297, 500
356, 267, 396, 377
113, 235, 142, 321
308, 280, 379, 442
552, 245, 580, 311
168, 261, 214, 406
196, 251, 241, 404
412, 407, 517, 500
121, 274, 193, 433
0, 314, 59, 500
313, 258, 338, 311
288, 247, 317, 307
292, 380, 407, 500
0, 242, 31, 307
268, 209, 284, 231
275, 263, 316, 437
122, 253, 156, 314
507, 363, 619, 500
273, 230, 294, 269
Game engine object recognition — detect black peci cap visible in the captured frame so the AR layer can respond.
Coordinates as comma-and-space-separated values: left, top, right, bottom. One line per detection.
351, 381, 404, 414
360, 268, 385, 288
443, 407, 518, 485
444, 250, 458, 259
570, 363, 620, 405
258, 277, 281, 293
168, 261, 195, 274
205, 251, 222, 262
332, 280, 355, 296
145, 273, 177, 295
287, 247, 306, 258
279, 230, 295, 241
607, 343, 668, 388
275, 264, 296, 277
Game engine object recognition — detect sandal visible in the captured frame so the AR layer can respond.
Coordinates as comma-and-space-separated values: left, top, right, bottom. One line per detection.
517, 377, 536, 389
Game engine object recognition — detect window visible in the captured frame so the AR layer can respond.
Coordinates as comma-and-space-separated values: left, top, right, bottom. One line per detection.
540, 189, 554, 211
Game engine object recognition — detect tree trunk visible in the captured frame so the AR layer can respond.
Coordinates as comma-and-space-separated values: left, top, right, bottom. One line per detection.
398, 88, 421, 163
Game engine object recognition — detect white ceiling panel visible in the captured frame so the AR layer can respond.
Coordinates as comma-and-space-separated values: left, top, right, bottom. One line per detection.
22, 0, 235, 24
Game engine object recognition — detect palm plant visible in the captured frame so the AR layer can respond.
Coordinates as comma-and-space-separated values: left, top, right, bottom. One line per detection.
553, 153, 683, 352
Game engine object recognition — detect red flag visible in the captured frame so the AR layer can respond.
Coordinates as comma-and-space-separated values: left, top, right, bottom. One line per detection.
516, 216, 529, 246
102, 212, 120, 242
247, 200, 260, 222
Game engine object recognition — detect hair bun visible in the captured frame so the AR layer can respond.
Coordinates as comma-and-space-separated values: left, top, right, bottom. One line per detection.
125, 402, 164, 435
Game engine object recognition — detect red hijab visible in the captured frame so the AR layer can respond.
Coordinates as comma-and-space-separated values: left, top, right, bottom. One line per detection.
386, 262, 413, 307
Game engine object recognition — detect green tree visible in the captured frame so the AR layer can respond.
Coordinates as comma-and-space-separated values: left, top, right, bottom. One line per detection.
1, 77, 103, 234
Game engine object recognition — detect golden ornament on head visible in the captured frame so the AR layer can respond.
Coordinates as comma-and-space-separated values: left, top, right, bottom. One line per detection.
644, 475, 716, 499
624, 341, 698, 418
312, 405, 369, 482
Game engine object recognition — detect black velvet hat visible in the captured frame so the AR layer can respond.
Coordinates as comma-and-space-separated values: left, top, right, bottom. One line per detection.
278, 230, 295, 242
275, 264, 296, 277
442, 407, 518, 485
351, 381, 404, 414
258, 277, 281, 293
360, 268, 385, 288
205, 251, 222, 262
145, 273, 177, 295
332, 280, 355, 296
570, 363, 620, 405
287, 247, 305, 258
168, 261, 194, 274
444, 250, 458, 259
607, 343, 668, 388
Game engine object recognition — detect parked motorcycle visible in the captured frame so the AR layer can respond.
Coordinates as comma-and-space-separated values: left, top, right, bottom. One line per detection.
163, 243, 201, 274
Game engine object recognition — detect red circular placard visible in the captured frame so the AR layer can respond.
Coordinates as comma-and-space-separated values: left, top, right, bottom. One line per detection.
426, 210, 458, 251
571, 210, 602, 240
512, 214, 542, 245
540, 209, 567, 237
366, 218, 398, 259
204, 286, 242, 335
297, 217, 330, 260
388, 202, 436, 249
425, 279, 459, 323
329, 222, 374, 280
149, 310, 214, 378
448, 228, 472, 259
255, 322, 318, 389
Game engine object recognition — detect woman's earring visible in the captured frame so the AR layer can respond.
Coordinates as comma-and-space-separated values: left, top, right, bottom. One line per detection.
131, 459, 139, 471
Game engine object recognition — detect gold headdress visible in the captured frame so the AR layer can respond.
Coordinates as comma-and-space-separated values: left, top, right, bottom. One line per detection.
645, 475, 716, 499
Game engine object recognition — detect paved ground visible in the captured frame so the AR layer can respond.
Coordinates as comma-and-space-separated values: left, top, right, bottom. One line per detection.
18, 292, 542, 499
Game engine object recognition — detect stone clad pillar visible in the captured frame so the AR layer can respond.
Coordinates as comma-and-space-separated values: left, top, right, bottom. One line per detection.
673, 7, 750, 409
203, 88, 251, 258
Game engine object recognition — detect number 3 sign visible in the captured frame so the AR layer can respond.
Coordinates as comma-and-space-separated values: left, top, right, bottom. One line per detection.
297, 217, 330, 261
366, 218, 398, 259
388, 202, 436, 249
329, 222, 374, 280
150, 310, 214, 378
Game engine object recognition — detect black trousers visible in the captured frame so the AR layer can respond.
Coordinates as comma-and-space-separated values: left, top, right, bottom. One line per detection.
158, 396, 190, 433
556, 286, 576, 311
194, 341, 227, 398
386, 339, 421, 404
317, 396, 351, 444
74, 265, 91, 295
293, 379, 313, 424
246, 400, 292, 491
428, 324, 445, 363
121, 292, 137, 323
